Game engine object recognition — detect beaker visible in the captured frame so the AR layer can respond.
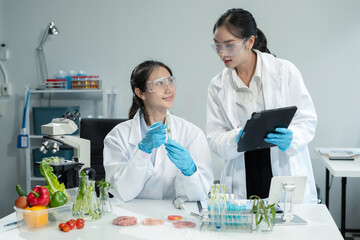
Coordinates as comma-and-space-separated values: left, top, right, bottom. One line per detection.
99, 185, 113, 214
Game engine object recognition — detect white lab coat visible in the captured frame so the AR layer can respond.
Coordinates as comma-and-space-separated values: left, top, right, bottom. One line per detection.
104, 110, 214, 202
206, 50, 317, 203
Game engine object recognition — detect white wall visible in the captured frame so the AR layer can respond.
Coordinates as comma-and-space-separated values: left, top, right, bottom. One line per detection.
1, 0, 359, 229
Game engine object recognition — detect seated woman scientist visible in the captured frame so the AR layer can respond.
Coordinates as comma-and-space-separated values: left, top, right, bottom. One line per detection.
103, 60, 214, 202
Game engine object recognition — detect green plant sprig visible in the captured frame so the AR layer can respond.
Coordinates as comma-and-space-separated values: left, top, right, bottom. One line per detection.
96, 179, 113, 197
250, 195, 276, 229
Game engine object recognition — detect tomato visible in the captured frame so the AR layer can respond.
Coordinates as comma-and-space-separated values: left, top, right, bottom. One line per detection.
76, 218, 85, 225
66, 220, 75, 230
68, 219, 76, 224
62, 225, 70, 232
58, 223, 66, 231
76, 221, 84, 229
75, 218, 85, 229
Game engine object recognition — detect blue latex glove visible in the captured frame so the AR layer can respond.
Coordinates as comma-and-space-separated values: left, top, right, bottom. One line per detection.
236, 128, 244, 144
264, 127, 293, 152
138, 121, 167, 154
164, 139, 196, 176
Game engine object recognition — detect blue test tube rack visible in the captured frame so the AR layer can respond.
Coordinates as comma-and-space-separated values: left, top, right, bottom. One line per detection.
201, 188, 253, 232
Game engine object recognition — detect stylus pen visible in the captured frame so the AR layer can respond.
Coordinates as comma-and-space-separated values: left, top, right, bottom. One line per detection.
3, 219, 24, 227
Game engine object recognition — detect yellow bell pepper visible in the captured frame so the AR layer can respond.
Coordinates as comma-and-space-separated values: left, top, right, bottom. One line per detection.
23, 205, 48, 228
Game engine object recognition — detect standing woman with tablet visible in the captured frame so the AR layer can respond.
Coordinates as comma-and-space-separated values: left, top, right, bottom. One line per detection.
206, 8, 317, 203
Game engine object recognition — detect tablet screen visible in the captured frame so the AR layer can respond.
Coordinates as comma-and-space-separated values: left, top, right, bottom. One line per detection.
237, 106, 297, 152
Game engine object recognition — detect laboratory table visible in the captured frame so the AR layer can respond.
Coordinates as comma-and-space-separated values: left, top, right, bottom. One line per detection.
0, 198, 342, 240
315, 147, 360, 237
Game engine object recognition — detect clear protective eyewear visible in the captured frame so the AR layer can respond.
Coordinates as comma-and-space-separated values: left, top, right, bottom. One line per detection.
210, 38, 248, 57
146, 76, 176, 93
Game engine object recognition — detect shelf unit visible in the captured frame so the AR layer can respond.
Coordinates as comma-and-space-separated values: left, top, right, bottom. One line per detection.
24, 88, 107, 193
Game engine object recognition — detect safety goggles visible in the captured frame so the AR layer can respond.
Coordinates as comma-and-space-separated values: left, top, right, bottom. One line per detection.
146, 76, 176, 93
210, 38, 247, 57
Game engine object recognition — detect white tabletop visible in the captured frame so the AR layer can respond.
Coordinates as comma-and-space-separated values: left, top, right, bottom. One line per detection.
0, 199, 342, 240
315, 147, 360, 177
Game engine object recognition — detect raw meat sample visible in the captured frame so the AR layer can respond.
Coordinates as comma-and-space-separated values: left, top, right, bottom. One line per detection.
142, 218, 165, 225
113, 216, 137, 226
173, 221, 196, 228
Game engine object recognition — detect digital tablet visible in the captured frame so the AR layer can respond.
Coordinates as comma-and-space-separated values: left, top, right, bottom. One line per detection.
237, 106, 297, 152
268, 176, 307, 204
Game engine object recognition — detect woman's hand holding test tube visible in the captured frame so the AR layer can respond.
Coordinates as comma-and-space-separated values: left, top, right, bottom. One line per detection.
165, 139, 196, 176
138, 121, 167, 154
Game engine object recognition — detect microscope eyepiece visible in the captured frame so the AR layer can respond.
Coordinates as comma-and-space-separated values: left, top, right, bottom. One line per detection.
70, 110, 80, 122
62, 111, 71, 119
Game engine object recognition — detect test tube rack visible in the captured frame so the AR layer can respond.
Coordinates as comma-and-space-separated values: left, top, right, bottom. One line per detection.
202, 183, 254, 232
200, 209, 253, 232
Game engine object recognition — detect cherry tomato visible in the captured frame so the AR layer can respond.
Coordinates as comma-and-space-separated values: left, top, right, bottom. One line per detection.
66, 221, 75, 230
76, 218, 85, 225
62, 225, 70, 232
68, 219, 76, 224
76, 222, 84, 229
58, 223, 66, 231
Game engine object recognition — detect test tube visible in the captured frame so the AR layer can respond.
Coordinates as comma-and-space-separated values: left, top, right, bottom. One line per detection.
236, 200, 242, 226
241, 200, 247, 226
225, 194, 230, 226
221, 184, 226, 194
220, 194, 226, 226
215, 183, 220, 195
215, 193, 221, 229
165, 114, 172, 139
230, 194, 235, 226
225, 194, 230, 211
210, 194, 216, 227
207, 198, 212, 225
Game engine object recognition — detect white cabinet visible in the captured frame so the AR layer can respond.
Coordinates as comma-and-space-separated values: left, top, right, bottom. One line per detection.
24, 88, 107, 193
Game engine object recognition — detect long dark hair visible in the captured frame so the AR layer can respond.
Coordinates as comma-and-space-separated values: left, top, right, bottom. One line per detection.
128, 60, 173, 119
213, 8, 271, 54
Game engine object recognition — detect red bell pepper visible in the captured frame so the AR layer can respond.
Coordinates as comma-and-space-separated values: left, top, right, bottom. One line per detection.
28, 186, 50, 206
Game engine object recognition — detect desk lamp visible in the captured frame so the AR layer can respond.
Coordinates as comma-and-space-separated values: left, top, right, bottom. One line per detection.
37, 22, 59, 88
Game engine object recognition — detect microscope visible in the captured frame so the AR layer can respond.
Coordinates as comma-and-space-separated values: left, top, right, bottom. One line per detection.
38, 110, 90, 188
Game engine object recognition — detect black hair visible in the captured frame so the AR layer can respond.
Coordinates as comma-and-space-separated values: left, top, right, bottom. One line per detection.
213, 8, 271, 54
128, 60, 173, 119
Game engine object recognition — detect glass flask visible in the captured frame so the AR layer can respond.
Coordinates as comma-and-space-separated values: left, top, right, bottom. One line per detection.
73, 175, 102, 220
99, 185, 113, 214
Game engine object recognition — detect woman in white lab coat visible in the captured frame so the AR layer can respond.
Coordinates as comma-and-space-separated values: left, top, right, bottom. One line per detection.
104, 60, 214, 202
206, 8, 317, 203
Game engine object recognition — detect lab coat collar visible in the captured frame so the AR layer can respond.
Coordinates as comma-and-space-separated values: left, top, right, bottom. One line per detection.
254, 50, 283, 109
230, 51, 262, 90
217, 69, 241, 129
128, 109, 177, 146
216, 50, 283, 128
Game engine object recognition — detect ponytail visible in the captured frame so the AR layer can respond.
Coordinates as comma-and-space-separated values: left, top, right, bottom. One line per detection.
253, 28, 271, 54
128, 95, 143, 119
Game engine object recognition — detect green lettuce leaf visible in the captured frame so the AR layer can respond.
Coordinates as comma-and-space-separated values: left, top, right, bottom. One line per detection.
40, 161, 66, 196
